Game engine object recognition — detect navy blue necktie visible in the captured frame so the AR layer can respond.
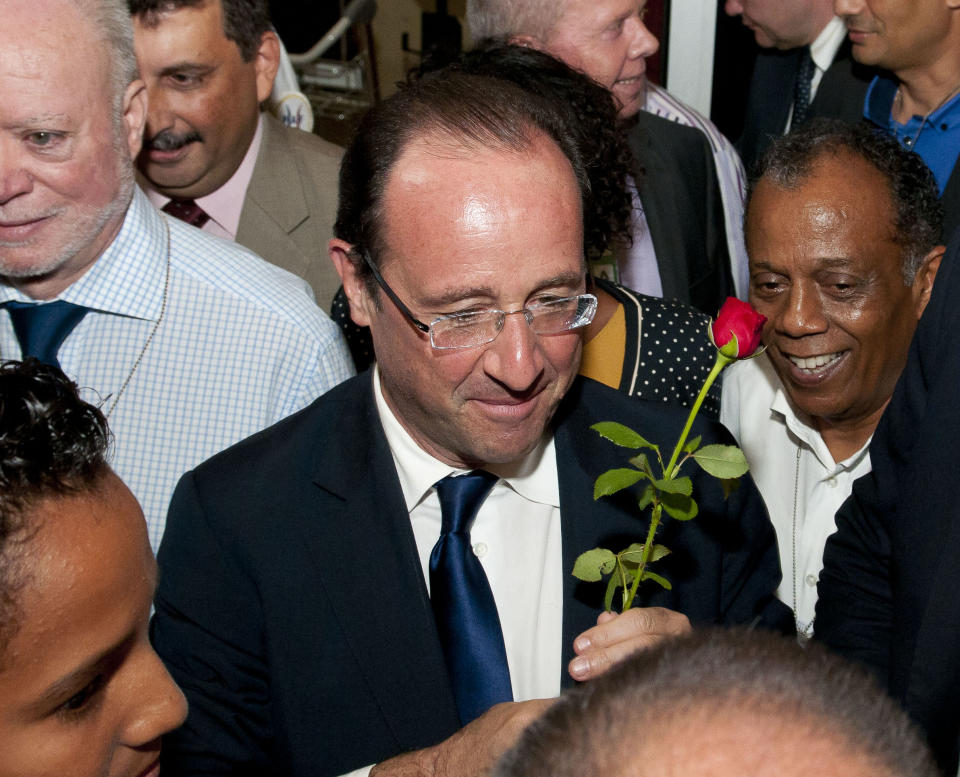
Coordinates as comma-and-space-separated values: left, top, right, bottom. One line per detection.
792, 46, 815, 128
4, 300, 88, 369
430, 470, 513, 724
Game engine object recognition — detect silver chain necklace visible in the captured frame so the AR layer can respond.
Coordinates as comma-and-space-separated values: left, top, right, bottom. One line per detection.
792, 444, 815, 640
895, 81, 960, 149
103, 221, 170, 418
1, 220, 170, 419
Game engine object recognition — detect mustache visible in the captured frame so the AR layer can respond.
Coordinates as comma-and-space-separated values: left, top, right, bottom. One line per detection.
144, 129, 202, 152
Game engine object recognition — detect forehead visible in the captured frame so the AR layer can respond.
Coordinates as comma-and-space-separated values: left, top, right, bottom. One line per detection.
134, 0, 234, 58
1, 477, 153, 666
1, 0, 113, 109
748, 154, 901, 271
378, 130, 584, 298
553, 0, 644, 29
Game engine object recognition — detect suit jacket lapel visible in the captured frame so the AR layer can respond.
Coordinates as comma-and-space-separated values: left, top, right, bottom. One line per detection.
628, 115, 692, 305
236, 117, 315, 278
308, 375, 460, 747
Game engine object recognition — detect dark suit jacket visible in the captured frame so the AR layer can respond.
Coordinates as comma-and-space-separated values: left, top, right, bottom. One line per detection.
236, 114, 343, 311
153, 374, 788, 776
737, 39, 873, 173
628, 111, 733, 316
817, 228, 960, 774
942, 163, 959, 243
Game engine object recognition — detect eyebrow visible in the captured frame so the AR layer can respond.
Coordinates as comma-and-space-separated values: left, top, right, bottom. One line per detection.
417, 272, 586, 309
751, 257, 854, 272
157, 62, 216, 77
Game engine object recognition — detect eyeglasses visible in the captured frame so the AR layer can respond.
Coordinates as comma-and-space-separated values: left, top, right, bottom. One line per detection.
361, 251, 598, 350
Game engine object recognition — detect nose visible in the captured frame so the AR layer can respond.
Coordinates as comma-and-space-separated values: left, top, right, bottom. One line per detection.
776, 282, 828, 338
834, 0, 859, 17
724, 0, 744, 16
0, 141, 33, 206
121, 647, 189, 748
481, 309, 546, 393
626, 13, 660, 59
143, 86, 176, 140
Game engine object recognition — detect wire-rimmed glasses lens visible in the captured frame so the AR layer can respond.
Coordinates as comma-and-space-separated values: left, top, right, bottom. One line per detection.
429, 294, 598, 350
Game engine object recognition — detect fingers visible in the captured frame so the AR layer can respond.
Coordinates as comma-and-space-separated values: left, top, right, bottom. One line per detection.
568, 607, 691, 682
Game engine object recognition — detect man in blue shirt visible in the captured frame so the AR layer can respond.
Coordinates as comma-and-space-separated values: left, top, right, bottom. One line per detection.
835, 0, 960, 239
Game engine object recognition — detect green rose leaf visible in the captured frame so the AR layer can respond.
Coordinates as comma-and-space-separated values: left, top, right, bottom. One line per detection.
604, 573, 620, 612
692, 444, 750, 479
628, 452, 653, 477
594, 468, 645, 499
650, 543, 672, 562
652, 476, 693, 496
619, 542, 647, 566
642, 570, 673, 590
573, 548, 617, 582
683, 435, 702, 454
719, 477, 741, 500
661, 492, 698, 521
591, 422, 657, 451
636, 483, 655, 511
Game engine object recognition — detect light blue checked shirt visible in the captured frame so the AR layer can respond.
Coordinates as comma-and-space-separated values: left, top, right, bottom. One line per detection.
0, 188, 354, 552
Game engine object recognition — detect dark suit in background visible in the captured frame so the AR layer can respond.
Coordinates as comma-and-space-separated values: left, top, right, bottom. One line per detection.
628, 111, 733, 316
816, 228, 960, 775
236, 114, 344, 310
153, 374, 788, 777
737, 39, 873, 174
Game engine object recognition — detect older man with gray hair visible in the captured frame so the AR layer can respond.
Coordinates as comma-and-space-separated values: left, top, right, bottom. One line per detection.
468, 0, 749, 304
0, 0, 353, 552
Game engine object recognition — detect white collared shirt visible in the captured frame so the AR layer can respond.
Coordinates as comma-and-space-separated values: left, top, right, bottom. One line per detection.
720, 355, 871, 634
373, 367, 564, 703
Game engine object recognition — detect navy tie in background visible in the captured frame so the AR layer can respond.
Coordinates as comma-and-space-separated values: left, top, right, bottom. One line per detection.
430, 470, 513, 724
792, 46, 815, 127
4, 300, 88, 369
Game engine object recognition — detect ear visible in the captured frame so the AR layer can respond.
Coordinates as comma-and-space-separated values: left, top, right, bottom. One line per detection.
509, 32, 543, 50
254, 30, 281, 104
912, 244, 945, 318
330, 239, 375, 328
122, 78, 149, 160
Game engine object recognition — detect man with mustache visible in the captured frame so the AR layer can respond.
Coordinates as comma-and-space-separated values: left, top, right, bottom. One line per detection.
0, 0, 354, 553
834, 0, 960, 240
130, 0, 345, 310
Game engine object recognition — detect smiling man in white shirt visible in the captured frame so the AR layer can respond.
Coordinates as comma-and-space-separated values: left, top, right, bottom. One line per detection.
721, 119, 943, 638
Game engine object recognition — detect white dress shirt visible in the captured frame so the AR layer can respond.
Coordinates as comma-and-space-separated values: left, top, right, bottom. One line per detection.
335, 370, 565, 777
720, 355, 871, 635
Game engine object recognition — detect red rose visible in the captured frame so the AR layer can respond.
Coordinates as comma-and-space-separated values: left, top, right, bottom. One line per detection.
710, 298, 766, 359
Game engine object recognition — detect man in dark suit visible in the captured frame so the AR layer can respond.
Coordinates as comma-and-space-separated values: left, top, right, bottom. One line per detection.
816, 228, 960, 775
152, 65, 789, 777
726, 0, 873, 172
467, 0, 734, 315
130, 0, 343, 309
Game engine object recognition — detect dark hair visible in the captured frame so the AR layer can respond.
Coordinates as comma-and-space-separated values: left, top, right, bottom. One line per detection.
423, 42, 634, 263
334, 43, 633, 295
0, 359, 111, 654
128, 0, 269, 61
496, 628, 939, 777
750, 118, 944, 283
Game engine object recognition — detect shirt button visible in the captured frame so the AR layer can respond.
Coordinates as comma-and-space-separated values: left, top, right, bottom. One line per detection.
827, 478, 839, 488
805, 574, 818, 587
473, 542, 488, 558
